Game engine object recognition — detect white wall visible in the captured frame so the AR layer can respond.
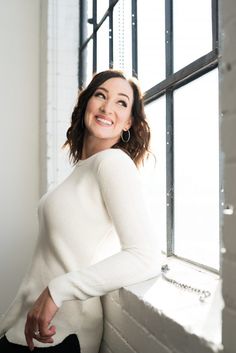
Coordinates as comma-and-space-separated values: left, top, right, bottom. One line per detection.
0, 0, 40, 313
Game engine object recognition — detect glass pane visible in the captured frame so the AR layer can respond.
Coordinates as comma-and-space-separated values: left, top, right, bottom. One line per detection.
97, 0, 109, 23
141, 97, 167, 253
138, 0, 165, 91
97, 18, 109, 73
173, 0, 212, 72
87, 0, 93, 37
174, 69, 219, 270
113, 0, 132, 76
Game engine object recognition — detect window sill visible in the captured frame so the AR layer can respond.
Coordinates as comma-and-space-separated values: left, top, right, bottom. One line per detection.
121, 257, 224, 353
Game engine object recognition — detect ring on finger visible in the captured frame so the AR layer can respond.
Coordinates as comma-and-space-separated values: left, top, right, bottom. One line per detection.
34, 330, 40, 337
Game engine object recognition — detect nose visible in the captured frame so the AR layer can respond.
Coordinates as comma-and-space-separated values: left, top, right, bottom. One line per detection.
100, 100, 112, 114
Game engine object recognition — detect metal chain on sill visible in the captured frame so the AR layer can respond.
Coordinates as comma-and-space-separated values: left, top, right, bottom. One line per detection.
161, 264, 211, 302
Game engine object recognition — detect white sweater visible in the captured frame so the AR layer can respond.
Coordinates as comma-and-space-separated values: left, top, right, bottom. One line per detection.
0, 149, 161, 353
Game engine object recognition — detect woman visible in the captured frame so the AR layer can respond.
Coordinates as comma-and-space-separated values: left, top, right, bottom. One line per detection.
0, 69, 161, 352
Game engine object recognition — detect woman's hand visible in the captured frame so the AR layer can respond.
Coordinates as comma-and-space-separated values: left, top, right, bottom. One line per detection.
24, 287, 59, 351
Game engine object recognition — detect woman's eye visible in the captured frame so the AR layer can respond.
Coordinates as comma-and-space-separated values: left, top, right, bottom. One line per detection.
118, 100, 127, 108
94, 91, 105, 99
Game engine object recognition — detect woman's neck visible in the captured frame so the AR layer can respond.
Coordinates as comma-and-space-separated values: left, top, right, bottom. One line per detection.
81, 135, 118, 160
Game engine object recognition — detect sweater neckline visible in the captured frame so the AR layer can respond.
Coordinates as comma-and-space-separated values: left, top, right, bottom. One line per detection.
76, 148, 113, 166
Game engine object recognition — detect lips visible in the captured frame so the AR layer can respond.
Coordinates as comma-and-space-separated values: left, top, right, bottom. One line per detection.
95, 115, 113, 126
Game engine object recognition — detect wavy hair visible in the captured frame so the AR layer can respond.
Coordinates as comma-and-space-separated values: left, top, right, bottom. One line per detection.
64, 69, 150, 167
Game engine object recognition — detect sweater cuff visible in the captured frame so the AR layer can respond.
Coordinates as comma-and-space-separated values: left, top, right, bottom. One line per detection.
48, 273, 91, 307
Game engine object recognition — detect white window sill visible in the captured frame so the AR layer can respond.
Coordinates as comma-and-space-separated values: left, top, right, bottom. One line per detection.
122, 257, 224, 352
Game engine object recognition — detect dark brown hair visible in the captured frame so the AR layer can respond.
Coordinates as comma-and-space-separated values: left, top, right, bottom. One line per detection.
64, 69, 150, 166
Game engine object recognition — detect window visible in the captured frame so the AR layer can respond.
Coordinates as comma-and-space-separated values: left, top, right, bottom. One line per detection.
78, 0, 219, 271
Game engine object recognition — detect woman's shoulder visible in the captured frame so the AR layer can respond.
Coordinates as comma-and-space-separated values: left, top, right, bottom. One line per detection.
93, 148, 139, 181
95, 148, 135, 168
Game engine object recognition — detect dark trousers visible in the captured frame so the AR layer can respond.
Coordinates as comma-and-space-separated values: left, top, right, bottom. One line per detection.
0, 334, 81, 352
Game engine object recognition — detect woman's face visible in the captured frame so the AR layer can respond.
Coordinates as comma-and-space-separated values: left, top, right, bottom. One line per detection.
84, 77, 133, 146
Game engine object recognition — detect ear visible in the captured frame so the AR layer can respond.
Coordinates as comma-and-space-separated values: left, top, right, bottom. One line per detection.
124, 116, 133, 131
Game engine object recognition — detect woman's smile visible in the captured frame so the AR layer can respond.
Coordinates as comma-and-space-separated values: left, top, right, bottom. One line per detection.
95, 114, 113, 127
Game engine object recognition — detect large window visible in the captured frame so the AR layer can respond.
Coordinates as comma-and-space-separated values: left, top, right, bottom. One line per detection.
79, 0, 219, 271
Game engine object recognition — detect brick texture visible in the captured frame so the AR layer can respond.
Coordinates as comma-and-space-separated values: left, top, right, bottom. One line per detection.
220, 0, 236, 352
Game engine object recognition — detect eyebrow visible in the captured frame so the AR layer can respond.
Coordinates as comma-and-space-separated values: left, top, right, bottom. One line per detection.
97, 86, 130, 101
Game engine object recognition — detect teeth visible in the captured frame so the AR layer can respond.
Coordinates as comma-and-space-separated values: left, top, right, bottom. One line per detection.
96, 117, 112, 126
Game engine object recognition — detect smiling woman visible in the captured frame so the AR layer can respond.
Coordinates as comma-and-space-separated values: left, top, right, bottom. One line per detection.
0, 69, 161, 353
65, 69, 151, 167
83, 77, 133, 153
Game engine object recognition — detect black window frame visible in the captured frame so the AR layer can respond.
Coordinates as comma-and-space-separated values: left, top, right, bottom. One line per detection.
78, 0, 219, 271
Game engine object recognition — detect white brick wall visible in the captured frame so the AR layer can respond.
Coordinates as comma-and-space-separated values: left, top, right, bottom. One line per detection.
41, 0, 79, 193
99, 285, 222, 353
220, 0, 236, 352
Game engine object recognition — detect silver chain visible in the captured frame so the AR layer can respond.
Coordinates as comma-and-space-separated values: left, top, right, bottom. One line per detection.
161, 264, 211, 302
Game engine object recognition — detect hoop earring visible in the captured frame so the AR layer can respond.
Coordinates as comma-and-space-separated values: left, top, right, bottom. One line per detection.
121, 129, 130, 143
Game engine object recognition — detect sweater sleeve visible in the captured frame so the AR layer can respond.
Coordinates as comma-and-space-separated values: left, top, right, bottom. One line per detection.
48, 150, 161, 307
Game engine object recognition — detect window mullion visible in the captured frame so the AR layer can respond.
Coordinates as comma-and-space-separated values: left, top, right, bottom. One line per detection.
79, 0, 88, 89
212, 0, 219, 50
166, 91, 174, 257
109, 0, 114, 68
131, 0, 138, 77
92, 0, 97, 73
165, 0, 174, 256
144, 50, 218, 104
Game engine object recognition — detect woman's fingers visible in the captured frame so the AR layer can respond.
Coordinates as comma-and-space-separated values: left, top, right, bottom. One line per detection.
24, 288, 58, 350
25, 316, 56, 350
37, 324, 56, 340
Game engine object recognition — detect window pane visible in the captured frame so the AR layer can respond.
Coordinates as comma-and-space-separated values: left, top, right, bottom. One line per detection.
138, 0, 165, 91
173, 0, 212, 72
174, 69, 219, 270
97, 18, 109, 72
113, 0, 132, 76
141, 97, 167, 252
97, 0, 109, 23
87, 0, 93, 37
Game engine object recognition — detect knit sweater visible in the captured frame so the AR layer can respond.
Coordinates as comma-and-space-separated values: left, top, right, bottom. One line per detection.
0, 148, 161, 353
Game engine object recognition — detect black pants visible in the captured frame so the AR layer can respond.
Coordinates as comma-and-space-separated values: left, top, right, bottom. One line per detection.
0, 334, 81, 352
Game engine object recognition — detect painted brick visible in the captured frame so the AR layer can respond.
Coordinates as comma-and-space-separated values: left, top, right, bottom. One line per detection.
223, 163, 236, 214
120, 287, 167, 346
220, 61, 236, 115
99, 341, 113, 353
222, 256, 236, 309
101, 288, 221, 353
220, 19, 236, 65
220, 0, 236, 25
222, 213, 236, 254
102, 320, 136, 353
160, 315, 221, 353
103, 295, 172, 353
161, 316, 191, 353
221, 114, 236, 164
102, 294, 124, 329
184, 333, 223, 353
222, 307, 236, 353
46, 0, 78, 189
109, 290, 121, 305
